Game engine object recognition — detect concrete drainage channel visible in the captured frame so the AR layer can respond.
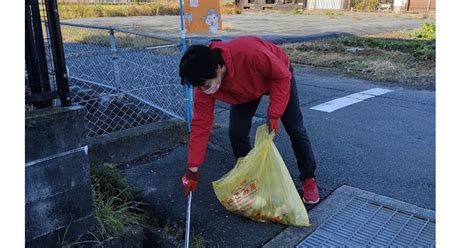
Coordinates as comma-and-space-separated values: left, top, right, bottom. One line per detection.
297, 197, 435, 247
264, 185, 435, 247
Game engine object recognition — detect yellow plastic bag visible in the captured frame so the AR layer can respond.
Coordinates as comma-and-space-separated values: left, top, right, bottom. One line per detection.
212, 124, 310, 226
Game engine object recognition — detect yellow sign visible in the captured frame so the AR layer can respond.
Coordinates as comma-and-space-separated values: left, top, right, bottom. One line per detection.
183, 0, 222, 33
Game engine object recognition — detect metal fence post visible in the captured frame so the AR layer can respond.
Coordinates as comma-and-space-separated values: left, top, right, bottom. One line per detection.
109, 28, 121, 86
26, 0, 53, 109
109, 28, 117, 51
44, 0, 70, 107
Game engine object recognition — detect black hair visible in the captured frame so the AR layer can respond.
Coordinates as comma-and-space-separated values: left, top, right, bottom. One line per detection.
179, 44, 224, 87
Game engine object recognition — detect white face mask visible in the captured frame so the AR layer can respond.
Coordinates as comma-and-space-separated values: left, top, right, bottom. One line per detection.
201, 66, 225, 95
202, 79, 221, 95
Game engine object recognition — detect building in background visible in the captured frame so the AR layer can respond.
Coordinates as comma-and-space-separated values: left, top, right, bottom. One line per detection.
406, 0, 435, 12
60, 0, 130, 3
237, 0, 434, 12
237, 0, 305, 11
306, 0, 349, 10
59, 0, 162, 3
393, 0, 405, 12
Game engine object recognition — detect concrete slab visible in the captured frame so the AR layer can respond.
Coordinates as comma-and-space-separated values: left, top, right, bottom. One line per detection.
264, 185, 435, 247
87, 118, 187, 167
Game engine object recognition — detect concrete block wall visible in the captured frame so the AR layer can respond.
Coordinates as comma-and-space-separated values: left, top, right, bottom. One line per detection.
25, 105, 95, 247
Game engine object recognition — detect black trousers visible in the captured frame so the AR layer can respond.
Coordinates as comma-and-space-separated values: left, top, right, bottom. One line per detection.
228, 66, 316, 181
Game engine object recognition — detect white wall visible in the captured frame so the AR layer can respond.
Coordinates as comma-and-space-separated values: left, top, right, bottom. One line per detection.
307, 0, 345, 10
393, 0, 407, 12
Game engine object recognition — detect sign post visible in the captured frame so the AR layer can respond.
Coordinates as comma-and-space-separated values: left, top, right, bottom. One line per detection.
179, 0, 222, 133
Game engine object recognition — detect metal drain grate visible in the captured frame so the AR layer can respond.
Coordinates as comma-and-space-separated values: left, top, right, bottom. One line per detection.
297, 197, 435, 247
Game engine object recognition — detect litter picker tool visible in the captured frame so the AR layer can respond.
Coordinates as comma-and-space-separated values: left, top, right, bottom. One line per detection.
184, 191, 192, 248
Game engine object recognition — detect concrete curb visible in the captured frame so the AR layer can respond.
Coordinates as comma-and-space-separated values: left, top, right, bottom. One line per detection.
87, 118, 188, 167
264, 185, 435, 247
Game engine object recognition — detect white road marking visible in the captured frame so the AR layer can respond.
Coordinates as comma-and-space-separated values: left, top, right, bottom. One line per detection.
359, 88, 393, 96
310, 88, 393, 113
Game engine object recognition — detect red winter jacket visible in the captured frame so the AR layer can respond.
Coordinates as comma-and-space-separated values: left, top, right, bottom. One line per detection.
187, 36, 292, 167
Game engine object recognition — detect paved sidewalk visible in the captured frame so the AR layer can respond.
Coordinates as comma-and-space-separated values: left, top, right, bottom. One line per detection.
120, 127, 327, 247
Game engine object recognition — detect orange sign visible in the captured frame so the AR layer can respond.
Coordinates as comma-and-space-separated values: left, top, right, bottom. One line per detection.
183, 0, 222, 33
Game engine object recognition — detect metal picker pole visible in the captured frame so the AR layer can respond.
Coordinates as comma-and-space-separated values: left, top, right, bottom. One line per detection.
185, 191, 192, 248
180, 1, 192, 247
179, 0, 192, 133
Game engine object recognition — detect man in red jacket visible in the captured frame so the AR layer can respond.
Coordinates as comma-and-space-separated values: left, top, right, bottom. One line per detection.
179, 36, 319, 204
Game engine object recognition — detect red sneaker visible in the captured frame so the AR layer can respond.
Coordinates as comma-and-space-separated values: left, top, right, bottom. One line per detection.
302, 178, 320, 204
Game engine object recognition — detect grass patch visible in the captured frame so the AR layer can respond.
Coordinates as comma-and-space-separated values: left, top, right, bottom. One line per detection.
339, 36, 435, 60
59, 163, 146, 246
191, 232, 210, 248
59, 3, 179, 19
410, 22, 436, 40
353, 0, 378, 11
91, 163, 146, 238
60, 163, 210, 247
293, 8, 305, 15
61, 24, 173, 50
293, 9, 344, 16
287, 8, 434, 20
221, 3, 242, 15
282, 29, 435, 88
59, 2, 239, 20
367, 22, 435, 41
324, 11, 344, 16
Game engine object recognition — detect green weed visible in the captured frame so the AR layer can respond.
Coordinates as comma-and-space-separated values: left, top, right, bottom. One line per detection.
411, 22, 436, 40
191, 232, 209, 248
324, 11, 344, 16
293, 8, 304, 15
340, 37, 435, 60
353, 0, 378, 11
91, 164, 146, 237
282, 33, 435, 87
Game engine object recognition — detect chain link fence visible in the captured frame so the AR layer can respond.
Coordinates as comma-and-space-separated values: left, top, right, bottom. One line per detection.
61, 22, 189, 137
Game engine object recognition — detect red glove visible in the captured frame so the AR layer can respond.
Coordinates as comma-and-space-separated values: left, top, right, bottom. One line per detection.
268, 117, 280, 133
182, 169, 199, 196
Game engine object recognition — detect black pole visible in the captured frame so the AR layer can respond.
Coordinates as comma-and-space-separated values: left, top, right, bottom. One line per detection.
25, 0, 52, 109
44, 0, 70, 107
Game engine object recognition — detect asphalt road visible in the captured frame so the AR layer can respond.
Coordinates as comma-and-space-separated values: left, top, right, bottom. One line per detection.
272, 66, 435, 210
64, 12, 431, 39
214, 65, 435, 210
